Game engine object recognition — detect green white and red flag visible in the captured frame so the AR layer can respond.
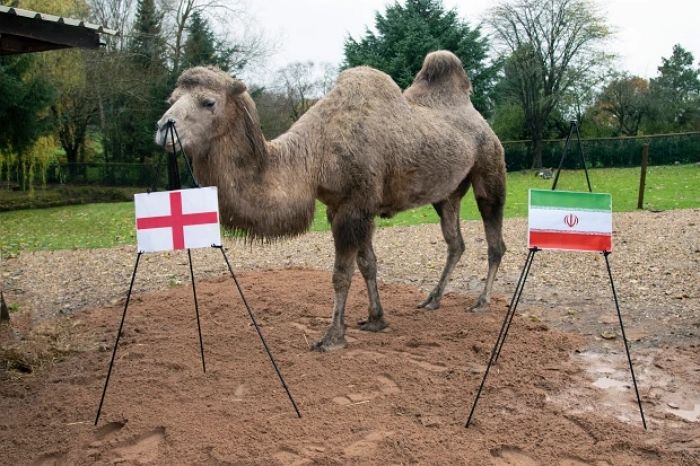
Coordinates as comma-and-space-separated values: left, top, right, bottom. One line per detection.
528, 189, 612, 252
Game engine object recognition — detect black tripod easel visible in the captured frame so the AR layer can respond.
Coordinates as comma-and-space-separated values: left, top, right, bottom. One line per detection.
551, 120, 592, 193
95, 121, 301, 425
465, 121, 647, 430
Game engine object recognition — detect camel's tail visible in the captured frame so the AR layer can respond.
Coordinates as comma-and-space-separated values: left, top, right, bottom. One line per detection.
411, 50, 472, 95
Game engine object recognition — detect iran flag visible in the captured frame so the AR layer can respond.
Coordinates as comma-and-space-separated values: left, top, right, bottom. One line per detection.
134, 188, 221, 253
528, 189, 612, 252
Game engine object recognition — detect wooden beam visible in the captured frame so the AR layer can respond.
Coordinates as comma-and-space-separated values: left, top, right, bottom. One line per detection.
0, 33, 70, 54
0, 12, 102, 54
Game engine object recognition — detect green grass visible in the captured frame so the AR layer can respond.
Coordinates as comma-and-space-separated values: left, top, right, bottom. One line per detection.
375, 164, 700, 227
0, 202, 136, 255
1, 165, 698, 257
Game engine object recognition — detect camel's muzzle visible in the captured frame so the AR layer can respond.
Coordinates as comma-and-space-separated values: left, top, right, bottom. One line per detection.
155, 118, 182, 151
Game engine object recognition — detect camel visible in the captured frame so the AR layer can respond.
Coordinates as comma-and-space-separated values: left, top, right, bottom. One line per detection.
155, 50, 507, 352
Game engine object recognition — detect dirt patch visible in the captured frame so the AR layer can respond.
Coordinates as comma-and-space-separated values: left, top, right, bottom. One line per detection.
1, 210, 698, 463
2, 209, 699, 348
1, 269, 698, 465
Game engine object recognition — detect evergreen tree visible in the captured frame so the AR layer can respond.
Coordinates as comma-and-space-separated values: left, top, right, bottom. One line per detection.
129, 0, 166, 70
0, 55, 54, 153
0, 55, 55, 188
343, 0, 496, 115
103, 0, 169, 169
648, 44, 700, 132
183, 11, 218, 69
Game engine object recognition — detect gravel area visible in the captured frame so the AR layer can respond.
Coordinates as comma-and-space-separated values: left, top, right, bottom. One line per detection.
2, 209, 699, 345
1, 209, 699, 465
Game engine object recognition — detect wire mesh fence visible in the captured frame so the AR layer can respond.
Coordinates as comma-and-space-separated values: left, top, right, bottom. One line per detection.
2, 132, 699, 190
41, 159, 197, 188
502, 131, 700, 171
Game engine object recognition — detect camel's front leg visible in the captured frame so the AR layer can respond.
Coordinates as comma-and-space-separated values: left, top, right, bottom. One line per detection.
312, 248, 355, 351
314, 208, 373, 351
356, 222, 387, 332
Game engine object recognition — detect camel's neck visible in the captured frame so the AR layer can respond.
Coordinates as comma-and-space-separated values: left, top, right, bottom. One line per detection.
199, 106, 320, 239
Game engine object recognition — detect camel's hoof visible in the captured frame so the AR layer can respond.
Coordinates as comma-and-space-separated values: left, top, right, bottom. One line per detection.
358, 318, 388, 332
417, 294, 441, 310
310, 335, 347, 352
468, 297, 490, 312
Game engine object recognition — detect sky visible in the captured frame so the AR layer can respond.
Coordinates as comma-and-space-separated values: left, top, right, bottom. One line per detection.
244, 0, 700, 81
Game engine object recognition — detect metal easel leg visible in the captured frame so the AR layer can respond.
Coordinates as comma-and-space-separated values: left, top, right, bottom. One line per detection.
603, 251, 647, 430
216, 246, 301, 418
95, 252, 142, 425
551, 122, 576, 191
466, 248, 537, 427
188, 249, 206, 373
574, 121, 592, 193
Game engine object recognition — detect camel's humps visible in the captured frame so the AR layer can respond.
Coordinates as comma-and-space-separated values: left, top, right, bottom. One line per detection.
156, 50, 506, 352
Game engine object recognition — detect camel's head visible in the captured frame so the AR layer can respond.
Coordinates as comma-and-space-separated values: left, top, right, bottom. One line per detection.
155, 66, 247, 161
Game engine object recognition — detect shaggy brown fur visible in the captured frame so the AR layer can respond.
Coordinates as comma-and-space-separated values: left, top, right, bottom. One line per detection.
156, 50, 507, 352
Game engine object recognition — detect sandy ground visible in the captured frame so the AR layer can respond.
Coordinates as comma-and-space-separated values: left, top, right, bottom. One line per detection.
1, 210, 699, 464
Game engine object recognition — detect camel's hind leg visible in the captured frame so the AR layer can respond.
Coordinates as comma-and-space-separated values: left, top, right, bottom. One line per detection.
418, 185, 468, 310
356, 221, 387, 332
470, 172, 507, 311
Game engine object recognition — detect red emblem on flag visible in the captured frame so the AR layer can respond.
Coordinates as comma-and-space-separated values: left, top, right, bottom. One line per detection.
564, 213, 579, 228
136, 191, 219, 249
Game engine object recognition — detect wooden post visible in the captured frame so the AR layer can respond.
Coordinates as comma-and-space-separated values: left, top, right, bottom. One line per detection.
637, 144, 649, 209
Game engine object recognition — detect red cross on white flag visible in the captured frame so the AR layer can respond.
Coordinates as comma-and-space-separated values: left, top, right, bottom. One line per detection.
134, 188, 221, 253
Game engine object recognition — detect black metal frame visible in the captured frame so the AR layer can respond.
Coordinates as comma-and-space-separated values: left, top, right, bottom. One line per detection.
551, 120, 592, 193
465, 248, 646, 429
465, 247, 538, 427
95, 122, 300, 425
467, 132, 647, 429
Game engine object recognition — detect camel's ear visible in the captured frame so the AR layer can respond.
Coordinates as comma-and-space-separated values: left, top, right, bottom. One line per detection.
230, 80, 247, 96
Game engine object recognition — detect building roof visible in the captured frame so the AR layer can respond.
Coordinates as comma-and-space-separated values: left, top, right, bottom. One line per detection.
0, 6, 116, 55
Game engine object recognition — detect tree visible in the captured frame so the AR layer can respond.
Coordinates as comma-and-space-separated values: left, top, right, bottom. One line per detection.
161, 0, 268, 76
490, 101, 527, 141
648, 44, 700, 132
182, 11, 217, 68
21, 1, 101, 174
104, 0, 169, 166
251, 88, 295, 139
181, 11, 242, 71
595, 74, 650, 136
129, 0, 166, 70
487, 0, 611, 167
275, 61, 335, 121
88, 0, 135, 51
3, 0, 98, 188
46, 51, 97, 169
559, 63, 611, 132
0, 55, 55, 189
343, 0, 496, 114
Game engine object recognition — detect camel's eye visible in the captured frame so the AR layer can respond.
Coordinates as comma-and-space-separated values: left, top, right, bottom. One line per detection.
202, 98, 216, 108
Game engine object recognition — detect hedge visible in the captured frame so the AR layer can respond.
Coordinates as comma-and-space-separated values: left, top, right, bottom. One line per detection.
0, 186, 140, 212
